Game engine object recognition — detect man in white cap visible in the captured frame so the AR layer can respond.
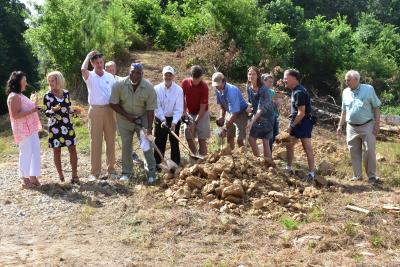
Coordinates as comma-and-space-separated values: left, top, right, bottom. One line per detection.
109, 63, 157, 184
153, 66, 184, 167
213, 72, 250, 150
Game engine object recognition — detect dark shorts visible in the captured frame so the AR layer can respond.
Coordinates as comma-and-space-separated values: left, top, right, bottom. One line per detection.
290, 117, 313, 139
250, 120, 273, 140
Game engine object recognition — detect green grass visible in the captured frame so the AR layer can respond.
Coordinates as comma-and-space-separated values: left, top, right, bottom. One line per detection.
280, 216, 301, 230
307, 205, 325, 223
344, 221, 358, 237
72, 116, 90, 154
371, 234, 384, 248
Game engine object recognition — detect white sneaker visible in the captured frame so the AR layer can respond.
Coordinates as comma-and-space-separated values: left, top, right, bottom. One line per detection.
88, 174, 97, 182
119, 175, 129, 181
147, 176, 156, 185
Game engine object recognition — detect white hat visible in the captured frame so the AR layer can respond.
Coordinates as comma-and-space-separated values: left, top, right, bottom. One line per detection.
211, 72, 224, 87
162, 66, 175, 75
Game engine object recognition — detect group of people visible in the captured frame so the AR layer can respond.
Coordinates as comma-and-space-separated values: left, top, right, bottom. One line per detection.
6, 50, 382, 189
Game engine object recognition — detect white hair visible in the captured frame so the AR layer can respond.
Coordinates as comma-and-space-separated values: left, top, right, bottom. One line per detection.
105, 61, 116, 68
345, 70, 360, 82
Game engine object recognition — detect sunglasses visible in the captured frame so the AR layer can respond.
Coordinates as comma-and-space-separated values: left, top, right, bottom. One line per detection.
91, 53, 103, 61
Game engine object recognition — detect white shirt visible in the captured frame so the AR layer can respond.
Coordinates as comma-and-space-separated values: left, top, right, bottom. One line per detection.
154, 81, 184, 124
84, 70, 115, 105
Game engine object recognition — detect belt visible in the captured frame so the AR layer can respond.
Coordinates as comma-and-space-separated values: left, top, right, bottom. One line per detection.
348, 119, 373, 127
90, 104, 109, 108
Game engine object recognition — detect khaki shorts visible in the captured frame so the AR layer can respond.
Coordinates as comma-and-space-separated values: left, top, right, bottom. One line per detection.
226, 110, 248, 141
184, 111, 211, 140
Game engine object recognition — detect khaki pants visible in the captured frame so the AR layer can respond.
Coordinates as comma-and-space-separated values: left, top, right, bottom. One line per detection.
117, 118, 156, 178
226, 110, 248, 141
346, 121, 377, 178
88, 105, 116, 177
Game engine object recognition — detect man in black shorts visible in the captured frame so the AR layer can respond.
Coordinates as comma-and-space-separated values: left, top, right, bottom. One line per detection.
284, 69, 316, 182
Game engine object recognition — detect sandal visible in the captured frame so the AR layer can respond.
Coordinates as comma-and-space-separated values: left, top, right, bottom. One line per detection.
29, 177, 41, 187
71, 176, 80, 184
21, 178, 37, 189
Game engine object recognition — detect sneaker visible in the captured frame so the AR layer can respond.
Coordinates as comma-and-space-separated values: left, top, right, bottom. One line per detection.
88, 174, 97, 182
304, 173, 315, 183
368, 177, 379, 184
119, 175, 129, 181
350, 176, 363, 181
147, 176, 156, 185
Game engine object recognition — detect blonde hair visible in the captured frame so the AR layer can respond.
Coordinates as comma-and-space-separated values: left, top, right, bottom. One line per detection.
47, 71, 65, 91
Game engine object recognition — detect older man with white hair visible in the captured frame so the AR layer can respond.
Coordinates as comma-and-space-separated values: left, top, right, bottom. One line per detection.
337, 70, 381, 184
105, 61, 123, 81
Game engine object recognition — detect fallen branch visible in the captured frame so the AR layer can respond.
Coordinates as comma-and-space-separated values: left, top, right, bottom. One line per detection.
345, 204, 370, 214
382, 204, 400, 213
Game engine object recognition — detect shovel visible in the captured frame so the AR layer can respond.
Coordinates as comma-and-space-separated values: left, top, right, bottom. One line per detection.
144, 133, 178, 172
162, 124, 204, 160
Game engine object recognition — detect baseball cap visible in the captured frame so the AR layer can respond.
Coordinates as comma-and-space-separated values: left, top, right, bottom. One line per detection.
130, 63, 143, 72
211, 72, 224, 87
162, 66, 175, 75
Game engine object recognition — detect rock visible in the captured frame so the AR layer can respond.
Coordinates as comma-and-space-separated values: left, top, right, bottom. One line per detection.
205, 194, 216, 202
253, 198, 265, 209
4, 200, 11, 205
176, 198, 187, 207
209, 199, 224, 209
173, 187, 191, 200
293, 235, 322, 248
219, 204, 229, 213
185, 176, 205, 190
318, 160, 335, 176
222, 184, 245, 199
202, 183, 215, 195
268, 191, 290, 204
303, 186, 320, 198
165, 188, 174, 198
163, 173, 175, 180
225, 195, 241, 204
360, 251, 375, 257
376, 153, 386, 162
315, 175, 328, 187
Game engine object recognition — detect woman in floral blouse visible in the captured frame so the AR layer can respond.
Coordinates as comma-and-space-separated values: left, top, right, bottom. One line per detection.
44, 71, 79, 183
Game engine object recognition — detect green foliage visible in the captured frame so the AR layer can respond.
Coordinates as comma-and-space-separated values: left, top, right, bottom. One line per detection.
295, 16, 353, 95
256, 23, 294, 69
0, 0, 38, 114
280, 216, 301, 230
25, 0, 137, 100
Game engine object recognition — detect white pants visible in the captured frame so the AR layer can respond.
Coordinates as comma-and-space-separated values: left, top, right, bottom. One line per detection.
18, 132, 41, 178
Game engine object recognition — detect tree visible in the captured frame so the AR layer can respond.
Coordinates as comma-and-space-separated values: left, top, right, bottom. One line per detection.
0, 0, 38, 115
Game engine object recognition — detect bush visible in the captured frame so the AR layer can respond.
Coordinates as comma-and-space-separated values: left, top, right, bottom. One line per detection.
183, 32, 240, 78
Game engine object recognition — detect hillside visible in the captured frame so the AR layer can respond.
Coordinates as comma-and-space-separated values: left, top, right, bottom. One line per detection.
0, 51, 400, 266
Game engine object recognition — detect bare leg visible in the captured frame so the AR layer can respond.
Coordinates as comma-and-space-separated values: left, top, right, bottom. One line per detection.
53, 147, 64, 182
301, 138, 315, 172
68, 145, 78, 179
262, 139, 271, 158
249, 136, 260, 157
227, 137, 235, 150
286, 137, 297, 167
198, 139, 207, 156
237, 139, 244, 148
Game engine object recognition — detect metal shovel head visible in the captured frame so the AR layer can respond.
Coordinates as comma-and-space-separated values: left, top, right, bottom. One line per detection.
158, 163, 171, 172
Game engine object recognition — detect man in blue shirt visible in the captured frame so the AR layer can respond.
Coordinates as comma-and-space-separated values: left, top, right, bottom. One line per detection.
337, 70, 381, 183
213, 72, 249, 150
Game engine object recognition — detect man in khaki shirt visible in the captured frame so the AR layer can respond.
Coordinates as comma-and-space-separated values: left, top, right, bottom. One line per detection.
109, 63, 157, 184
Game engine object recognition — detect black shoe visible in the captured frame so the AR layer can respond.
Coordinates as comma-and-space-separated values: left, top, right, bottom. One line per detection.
368, 177, 379, 184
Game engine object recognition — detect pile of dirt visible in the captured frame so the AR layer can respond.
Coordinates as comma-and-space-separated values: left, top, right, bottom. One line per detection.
161, 145, 329, 218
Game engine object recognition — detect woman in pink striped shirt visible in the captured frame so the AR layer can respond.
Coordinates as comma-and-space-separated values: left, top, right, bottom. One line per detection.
7, 71, 42, 189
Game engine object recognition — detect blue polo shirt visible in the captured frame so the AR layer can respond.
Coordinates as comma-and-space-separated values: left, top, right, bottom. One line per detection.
342, 84, 381, 125
216, 82, 248, 114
